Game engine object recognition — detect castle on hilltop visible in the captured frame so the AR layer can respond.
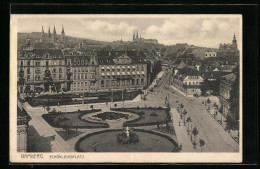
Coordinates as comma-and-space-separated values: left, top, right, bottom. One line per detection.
39, 25, 66, 44
132, 31, 158, 44
217, 34, 239, 57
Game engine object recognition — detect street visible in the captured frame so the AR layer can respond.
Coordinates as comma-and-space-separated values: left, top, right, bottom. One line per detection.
146, 70, 239, 152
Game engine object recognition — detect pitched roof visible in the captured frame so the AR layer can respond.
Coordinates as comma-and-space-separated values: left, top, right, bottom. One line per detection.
221, 73, 236, 83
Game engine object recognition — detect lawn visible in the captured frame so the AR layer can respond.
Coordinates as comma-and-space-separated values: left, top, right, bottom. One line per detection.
42, 109, 109, 129
26, 90, 142, 107
75, 129, 179, 152
111, 107, 171, 127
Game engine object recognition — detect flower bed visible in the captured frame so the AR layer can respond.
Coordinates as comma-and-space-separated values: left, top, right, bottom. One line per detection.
111, 107, 171, 127
26, 90, 142, 107
92, 112, 129, 121
42, 109, 109, 129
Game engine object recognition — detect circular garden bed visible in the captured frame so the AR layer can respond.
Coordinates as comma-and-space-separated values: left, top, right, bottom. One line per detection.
75, 129, 179, 152
92, 112, 129, 121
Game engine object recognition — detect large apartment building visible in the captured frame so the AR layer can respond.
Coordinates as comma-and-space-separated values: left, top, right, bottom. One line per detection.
18, 40, 67, 93
18, 42, 148, 93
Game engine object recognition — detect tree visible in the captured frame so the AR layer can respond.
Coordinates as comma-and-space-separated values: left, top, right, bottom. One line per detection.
46, 106, 50, 112
183, 109, 187, 126
186, 117, 192, 135
192, 127, 199, 149
199, 139, 205, 152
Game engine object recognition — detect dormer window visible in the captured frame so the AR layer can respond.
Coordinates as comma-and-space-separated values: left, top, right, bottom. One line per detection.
53, 55, 56, 58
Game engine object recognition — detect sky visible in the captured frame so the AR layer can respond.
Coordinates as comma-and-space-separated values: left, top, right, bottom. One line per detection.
17, 15, 241, 48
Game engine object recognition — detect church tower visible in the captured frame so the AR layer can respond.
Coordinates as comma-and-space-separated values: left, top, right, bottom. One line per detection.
48, 26, 51, 42
61, 25, 65, 43
40, 26, 45, 42
53, 25, 57, 43
232, 33, 237, 50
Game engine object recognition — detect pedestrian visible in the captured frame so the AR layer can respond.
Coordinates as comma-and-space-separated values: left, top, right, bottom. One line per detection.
179, 121, 181, 126
179, 143, 182, 151
106, 101, 108, 105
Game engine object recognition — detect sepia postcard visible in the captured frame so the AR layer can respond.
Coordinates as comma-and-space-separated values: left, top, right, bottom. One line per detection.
10, 14, 242, 163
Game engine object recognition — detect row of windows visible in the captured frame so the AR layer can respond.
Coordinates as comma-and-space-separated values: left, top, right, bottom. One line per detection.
100, 79, 144, 87
73, 74, 95, 80
74, 68, 95, 73
20, 60, 63, 67
184, 81, 201, 85
73, 81, 96, 88
73, 60, 96, 66
188, 76, 200, 79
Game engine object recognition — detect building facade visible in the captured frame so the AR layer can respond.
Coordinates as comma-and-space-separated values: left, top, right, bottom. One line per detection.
18, 40, 67, 93
219, 72, 238, 121
97, 51, 147, 91
65, 54, 99, 92
17, 107, 31, 152
172, 68, 204, 96
217, 34, 239, 57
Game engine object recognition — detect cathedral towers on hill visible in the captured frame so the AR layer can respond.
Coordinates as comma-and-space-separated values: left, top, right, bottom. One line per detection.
40, 25, 65, 44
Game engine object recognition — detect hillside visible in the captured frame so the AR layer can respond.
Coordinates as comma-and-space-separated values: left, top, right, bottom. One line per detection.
17, 32, 218, 60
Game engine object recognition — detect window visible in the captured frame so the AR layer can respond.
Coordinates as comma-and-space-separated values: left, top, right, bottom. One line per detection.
21, 61, 23, 67
81, 60, 84, 65
106, 80, 110, 87
101, 80, 104, 87
141, 66, 144, 71
85, 74, 87, 79
53, 68, 56, 73
85, 82, 88, 87
59, 60, 62, 65
111, 80, 115, 86
74, 83, 76, 87
132, 79, 135, 85
117, 68, 120, 72
78, 74, 80, 79
92, 61, 95, 65
91, 81, 95, 86
59, 68, 62, 73
141, 79, 144, 85
81, 74, 84, 79
127, 79, 130, 86
27, 61, 30, 66
27, 75, 30, 82
137, 66, 140, 71
36, 62, 40, 66
27, 68, 30, 74
137, 79, 140, 85
117, 80, 120, 86
46, 61, 49, 66
122, 80, 125, 86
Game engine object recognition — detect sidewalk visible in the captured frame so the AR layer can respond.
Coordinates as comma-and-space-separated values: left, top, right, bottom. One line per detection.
170, 85, 190, 97
23, 103, 75, 152
170, 108, 196, 152
205, 102, 239, 143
